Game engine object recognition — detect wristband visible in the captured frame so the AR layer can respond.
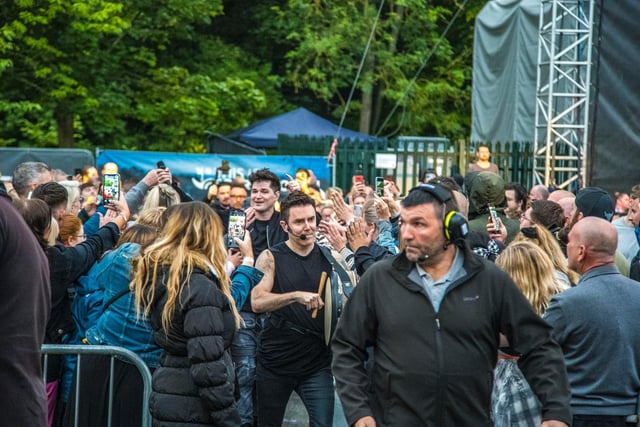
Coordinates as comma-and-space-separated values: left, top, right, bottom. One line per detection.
242, 257, 254, 265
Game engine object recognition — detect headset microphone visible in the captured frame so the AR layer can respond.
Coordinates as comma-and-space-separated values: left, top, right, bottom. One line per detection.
287, 227, 307, 240
417, 253, 429, 262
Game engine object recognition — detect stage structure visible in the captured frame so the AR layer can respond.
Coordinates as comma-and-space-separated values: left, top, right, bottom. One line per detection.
533, 0, 594, 189
473, 0, 640, 193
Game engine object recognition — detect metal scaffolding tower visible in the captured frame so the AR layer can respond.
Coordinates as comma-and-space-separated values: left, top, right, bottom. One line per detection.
533, 0, 595, 189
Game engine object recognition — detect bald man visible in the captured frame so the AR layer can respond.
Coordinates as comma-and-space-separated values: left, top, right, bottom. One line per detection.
529, 184, 550, 202
544, 217, 640, 427
548, 189, 574, 204
557, 196, 576, 227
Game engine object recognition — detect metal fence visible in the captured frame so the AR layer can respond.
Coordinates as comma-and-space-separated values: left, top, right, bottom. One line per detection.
278, 135, 536, 193
42, 344, 153, 427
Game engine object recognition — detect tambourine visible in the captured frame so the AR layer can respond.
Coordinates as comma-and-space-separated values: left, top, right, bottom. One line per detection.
323, 275, 340, 346
323, 270, 356, 346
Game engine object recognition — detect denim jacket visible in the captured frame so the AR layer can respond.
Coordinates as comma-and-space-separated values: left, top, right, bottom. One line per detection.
84, 243, 264, 368
84, 242, 162, 368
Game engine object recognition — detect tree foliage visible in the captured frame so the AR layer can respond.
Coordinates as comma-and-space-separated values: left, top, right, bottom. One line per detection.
0, 0, 482, 151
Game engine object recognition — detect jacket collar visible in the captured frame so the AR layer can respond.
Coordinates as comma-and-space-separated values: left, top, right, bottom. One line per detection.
390, 242, 485, 291
578, 263, 619, 284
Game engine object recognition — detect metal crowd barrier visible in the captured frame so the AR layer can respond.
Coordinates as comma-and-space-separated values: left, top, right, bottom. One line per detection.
41, 344, 152, 427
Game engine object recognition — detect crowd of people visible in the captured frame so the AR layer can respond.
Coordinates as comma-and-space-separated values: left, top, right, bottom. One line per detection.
1, 147, 639, 427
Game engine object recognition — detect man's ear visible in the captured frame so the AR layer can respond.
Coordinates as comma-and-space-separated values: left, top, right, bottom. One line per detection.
577, 244, 587, 262
279, 220, 288, 233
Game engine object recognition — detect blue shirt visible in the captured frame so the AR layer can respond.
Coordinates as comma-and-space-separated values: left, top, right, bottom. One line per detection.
413, 248, 466, 312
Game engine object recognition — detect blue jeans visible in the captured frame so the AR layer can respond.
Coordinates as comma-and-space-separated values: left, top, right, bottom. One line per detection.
256, 365, 334, 427
231, 312, 259, 426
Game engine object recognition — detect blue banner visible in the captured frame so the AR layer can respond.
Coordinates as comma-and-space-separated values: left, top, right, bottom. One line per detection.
97, 150, 331, 200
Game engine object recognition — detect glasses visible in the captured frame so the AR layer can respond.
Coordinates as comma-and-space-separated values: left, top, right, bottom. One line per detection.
76, 234, 87, 239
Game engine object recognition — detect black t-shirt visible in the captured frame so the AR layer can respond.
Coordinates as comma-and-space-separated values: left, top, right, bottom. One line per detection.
242, 212, 288, 312
257, 242, 332, 376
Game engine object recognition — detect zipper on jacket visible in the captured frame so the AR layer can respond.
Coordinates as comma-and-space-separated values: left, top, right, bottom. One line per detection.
266, 224, 271, 249
435, 316, 445, 425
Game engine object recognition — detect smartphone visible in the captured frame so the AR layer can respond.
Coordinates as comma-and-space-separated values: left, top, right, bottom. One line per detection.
102, 173, 121, 206
157, 161, 166, 170
227, 210, 246, 248
488, 205, 501, 233
354, 175, 364, 185
375, 176, 384, 197
354, 205, 363, 217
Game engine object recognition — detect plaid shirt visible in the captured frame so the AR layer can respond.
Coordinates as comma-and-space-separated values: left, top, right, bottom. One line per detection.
492, 357, 542, 427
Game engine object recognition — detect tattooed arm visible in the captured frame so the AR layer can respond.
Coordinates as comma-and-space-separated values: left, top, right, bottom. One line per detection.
250, 249, 324, 313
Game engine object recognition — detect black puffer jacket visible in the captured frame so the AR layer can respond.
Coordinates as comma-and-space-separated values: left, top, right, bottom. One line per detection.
148, 267, 240, 426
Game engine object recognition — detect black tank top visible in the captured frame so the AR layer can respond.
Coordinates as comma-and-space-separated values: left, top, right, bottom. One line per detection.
257, 242, 332, 375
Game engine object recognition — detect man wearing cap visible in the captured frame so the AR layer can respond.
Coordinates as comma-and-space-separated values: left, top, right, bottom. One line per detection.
559, 187, 630, 276
544, 217, 640, 426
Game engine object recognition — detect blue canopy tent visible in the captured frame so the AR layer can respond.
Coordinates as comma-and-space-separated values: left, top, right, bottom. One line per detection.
226, 107, 372, 149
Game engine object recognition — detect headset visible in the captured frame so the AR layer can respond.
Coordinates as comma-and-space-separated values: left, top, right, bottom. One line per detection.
410, 183, 469, 242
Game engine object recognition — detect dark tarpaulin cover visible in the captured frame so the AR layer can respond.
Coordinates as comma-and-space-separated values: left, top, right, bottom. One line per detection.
471, 0, 543, 143
0, 147, 94, 178
589, 0, 640, 193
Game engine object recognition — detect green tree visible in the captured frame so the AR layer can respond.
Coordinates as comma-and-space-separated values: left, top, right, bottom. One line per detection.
249, 0, 481, 140
0, 0, 276, 151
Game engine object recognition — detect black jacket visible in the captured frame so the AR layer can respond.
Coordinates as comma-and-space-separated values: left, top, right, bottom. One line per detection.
46, 222, 120, 343
148, 267, 240, 426
353, 241, 393, 276
0, 194, 50, 426
331, 245, 571, 426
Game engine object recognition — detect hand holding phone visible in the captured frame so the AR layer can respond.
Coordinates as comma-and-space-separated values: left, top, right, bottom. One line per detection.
353, 175, 364, 185
488, 205, 501, 233
375, 177, 385, 197
227, 210, 246, 248
102, 173, 121, 206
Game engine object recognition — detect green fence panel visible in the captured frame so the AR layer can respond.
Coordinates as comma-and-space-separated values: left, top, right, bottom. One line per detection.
278, 136, 536, 193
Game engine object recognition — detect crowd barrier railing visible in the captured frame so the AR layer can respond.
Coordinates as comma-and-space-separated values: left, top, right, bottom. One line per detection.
41, 344, 152, 427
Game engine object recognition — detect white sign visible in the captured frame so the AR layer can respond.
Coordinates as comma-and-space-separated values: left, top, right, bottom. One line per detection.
375, 153, 397, 169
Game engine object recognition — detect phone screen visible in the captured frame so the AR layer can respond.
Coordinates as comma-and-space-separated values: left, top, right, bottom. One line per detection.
375, 177, 384, 197
489, 205, 501, 232
227, 210, 246, 248
102, 174, 120, 206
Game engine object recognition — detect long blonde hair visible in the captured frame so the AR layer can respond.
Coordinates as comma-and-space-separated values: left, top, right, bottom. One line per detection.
514, 223, 579, 284
496, 241, 563, 315
141, 184, 180, 213
131, 201, 241, 331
